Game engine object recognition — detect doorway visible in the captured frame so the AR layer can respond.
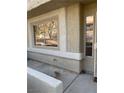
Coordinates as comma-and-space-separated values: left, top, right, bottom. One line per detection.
84, 15, 97, 80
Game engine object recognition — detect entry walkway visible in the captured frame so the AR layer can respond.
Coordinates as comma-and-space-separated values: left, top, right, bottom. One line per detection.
27, 59, 97, 93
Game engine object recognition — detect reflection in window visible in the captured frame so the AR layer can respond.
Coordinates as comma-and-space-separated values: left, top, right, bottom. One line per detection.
33, 16, 58, 47
85, 16, 94, 56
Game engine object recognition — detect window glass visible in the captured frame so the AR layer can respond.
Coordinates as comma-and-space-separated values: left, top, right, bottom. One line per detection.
33, 16, 58, 47
85, 16, 94, 56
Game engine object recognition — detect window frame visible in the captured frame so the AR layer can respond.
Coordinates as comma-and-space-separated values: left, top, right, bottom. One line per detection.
84, 15, 95, 58
31, 15, 60, 50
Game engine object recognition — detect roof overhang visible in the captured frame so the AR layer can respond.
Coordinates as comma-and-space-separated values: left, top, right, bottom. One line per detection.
27, 0, 52, 11
27, 0, 96, 19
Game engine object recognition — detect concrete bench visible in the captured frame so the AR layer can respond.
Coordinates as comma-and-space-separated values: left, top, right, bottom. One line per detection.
27, 67, 63, 93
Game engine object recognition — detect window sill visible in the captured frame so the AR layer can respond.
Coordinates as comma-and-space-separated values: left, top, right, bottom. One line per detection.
33, 45, 59, 51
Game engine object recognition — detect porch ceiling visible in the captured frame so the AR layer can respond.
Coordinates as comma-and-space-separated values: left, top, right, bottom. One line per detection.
27, 0, 96, 19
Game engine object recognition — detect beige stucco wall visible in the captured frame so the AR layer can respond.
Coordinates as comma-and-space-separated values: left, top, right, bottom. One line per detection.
27, 6, 83, 73
28, 51, 82, 73
66, 3, 80, 53
83, 2, 97, 16
79, 3, 84, 53
66, 2, 96, 54
27, 2, 97, 73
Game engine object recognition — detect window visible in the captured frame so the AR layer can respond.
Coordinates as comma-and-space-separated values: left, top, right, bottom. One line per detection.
85, 16, 94, 56
33, 16, 58, 47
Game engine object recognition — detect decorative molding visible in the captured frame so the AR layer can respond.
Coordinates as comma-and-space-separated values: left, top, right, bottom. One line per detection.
28, 8, 67, 51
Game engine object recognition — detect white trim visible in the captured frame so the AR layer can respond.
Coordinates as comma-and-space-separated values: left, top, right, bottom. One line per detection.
27, 48, 84, 60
